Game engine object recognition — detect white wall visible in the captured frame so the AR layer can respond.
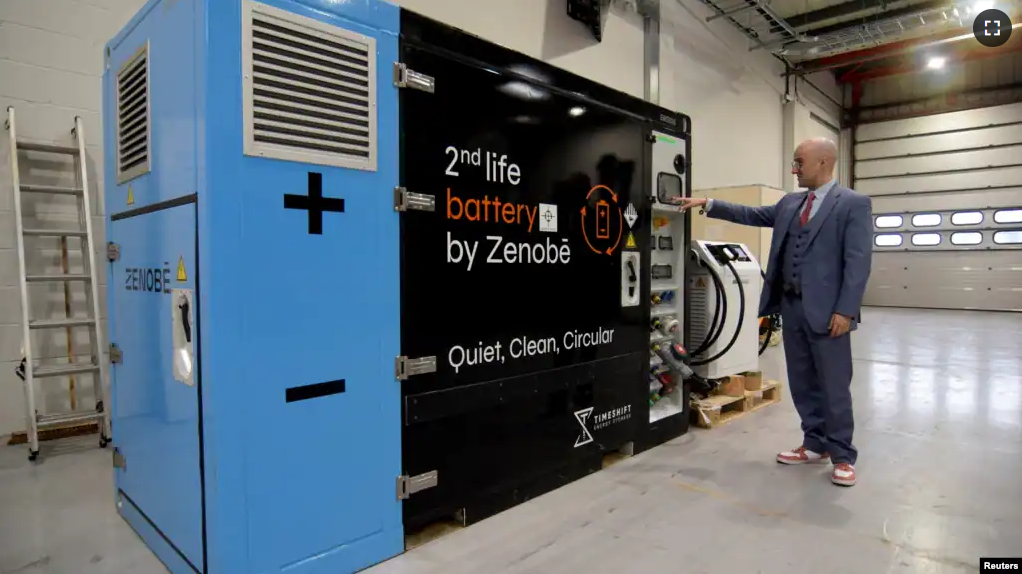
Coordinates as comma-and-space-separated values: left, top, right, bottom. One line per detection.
0, 0, 842, 437
396, 0, 649, 98
0, 0, 145, 438
782, 94, 844, 192
660, 0, 842, 191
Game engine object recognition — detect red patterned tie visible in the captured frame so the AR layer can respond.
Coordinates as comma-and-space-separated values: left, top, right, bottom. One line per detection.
800, 192, 816, 226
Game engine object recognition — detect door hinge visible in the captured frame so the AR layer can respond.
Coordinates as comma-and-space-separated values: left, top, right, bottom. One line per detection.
107, 242, 120, 262
110, 343, 122, 364
393, 62, 435, 93
394, 187, 436, 212
397, 470, 438, 500
395, 355, 437, 380
113, 447, 126, 471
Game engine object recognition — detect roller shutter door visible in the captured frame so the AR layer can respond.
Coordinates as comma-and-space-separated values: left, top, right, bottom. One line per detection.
853, 102, 1022, 312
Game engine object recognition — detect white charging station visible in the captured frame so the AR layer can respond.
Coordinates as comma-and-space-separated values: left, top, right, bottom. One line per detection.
688, 240, 762, 379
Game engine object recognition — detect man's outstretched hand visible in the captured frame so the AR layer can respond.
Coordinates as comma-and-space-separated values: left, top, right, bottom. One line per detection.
669, 197, 708, 211
829, 313, 852, 338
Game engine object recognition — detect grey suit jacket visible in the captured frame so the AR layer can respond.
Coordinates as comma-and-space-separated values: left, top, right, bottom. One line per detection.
706, 185, 873, 335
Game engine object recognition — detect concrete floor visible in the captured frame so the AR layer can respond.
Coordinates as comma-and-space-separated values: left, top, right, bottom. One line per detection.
1, 307, 1020, 573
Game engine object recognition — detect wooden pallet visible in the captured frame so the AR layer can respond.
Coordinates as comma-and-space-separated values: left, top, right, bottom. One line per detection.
690, 380, 783, 429
6, 421, 99, 445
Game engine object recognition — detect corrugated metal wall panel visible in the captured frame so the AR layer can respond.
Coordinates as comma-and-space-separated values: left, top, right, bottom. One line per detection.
857, 146, 1022, 178
870, 188, 1022, 212
856, 123, 1022, 159
857, 102, 1022, 140
866, 251, 1022, 311
856, 165, 1022, 195
853, 101, 1022, 312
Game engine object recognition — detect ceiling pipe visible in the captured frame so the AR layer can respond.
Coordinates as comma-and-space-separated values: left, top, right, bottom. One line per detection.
747, 1, 821, 50
779, 1, 972, 61
693, 0, 848, 112
785, 0, 891, 30
787, 0, 955, 39
757, 2, 803, 37
644, 0, 662, 103
706, 0, 760, 22
697, 0, 808, 50
788, 23, 1016, 75
697, 0, 774, 47
754, 32, 820, 51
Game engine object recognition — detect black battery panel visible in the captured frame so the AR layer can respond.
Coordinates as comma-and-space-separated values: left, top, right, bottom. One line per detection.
397, 12, 660, 528
403, 354, 641, 528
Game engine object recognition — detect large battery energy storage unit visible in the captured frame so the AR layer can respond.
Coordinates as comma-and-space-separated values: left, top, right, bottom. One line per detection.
396, 11, 690, 530
103, 0, 690, 572
104, 2, 403, 572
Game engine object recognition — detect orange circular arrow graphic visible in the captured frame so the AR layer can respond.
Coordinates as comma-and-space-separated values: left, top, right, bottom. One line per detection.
580, 184, 625, 256
586, 184, 619, 204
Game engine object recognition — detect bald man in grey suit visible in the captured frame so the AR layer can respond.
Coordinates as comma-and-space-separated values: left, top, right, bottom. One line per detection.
674, 138, 872, 487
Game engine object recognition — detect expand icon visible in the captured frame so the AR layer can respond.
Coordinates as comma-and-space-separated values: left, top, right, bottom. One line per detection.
580, 185, 623, 256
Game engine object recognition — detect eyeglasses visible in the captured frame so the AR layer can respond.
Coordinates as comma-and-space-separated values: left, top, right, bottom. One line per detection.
790, 159, 803, 169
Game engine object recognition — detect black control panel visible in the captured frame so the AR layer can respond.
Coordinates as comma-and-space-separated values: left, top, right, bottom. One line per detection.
706, 243, 751, 265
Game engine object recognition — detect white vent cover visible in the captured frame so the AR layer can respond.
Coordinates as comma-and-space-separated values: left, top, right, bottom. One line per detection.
116, 42, 151, 184
242, 0, 377, 171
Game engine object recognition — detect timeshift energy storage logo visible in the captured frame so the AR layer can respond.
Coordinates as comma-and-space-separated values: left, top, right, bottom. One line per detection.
973, 9, 1013, 48
574, 407, 595, 447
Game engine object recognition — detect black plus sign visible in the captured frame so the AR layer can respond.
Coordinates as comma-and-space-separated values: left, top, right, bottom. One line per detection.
283, 172, 345, 235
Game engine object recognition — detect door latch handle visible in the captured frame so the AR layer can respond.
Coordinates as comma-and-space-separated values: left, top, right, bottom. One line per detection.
178, 296, 192, 344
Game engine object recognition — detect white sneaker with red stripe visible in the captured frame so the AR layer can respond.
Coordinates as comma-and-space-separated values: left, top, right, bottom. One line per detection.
776, 445, 830, 465
831, 463, 856, 486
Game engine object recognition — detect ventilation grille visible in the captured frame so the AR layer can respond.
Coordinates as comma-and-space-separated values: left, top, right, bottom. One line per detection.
243, 0, 377, 171
688, 276, 709, 354
116, 43, 151, 183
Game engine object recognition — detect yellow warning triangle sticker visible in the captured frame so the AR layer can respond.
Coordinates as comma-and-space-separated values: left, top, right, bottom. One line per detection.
625, 232, 636, 249
176, 256, 187, 282
696, 277, 706, 288
126, 184, 134, 206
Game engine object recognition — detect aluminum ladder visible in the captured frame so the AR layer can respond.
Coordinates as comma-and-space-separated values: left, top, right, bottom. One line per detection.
5, 107, 111, 461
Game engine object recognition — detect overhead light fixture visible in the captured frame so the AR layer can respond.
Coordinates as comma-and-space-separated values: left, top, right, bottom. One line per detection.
569, 106, 586, 117
927, 56, 946, 69
971, 0, 994, 12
